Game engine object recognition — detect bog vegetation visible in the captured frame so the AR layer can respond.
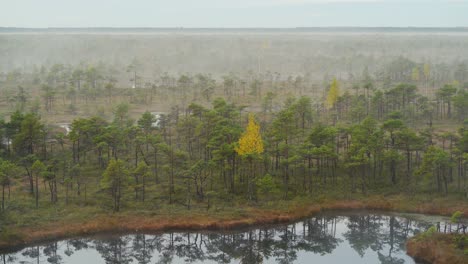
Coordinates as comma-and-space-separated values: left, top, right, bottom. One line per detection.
0, 32, 467, 231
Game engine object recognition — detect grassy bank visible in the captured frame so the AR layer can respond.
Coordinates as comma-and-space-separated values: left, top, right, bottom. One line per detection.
1, 194, 468, 252
407, 233, 468, 264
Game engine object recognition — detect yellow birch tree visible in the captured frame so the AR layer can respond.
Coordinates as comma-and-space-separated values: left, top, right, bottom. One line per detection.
326, 78, 340, 110
235, 113, 264, 156
423, 63, 430, 80
235, 113, 264, 200
423, 63, 430, 96
412, 67, 420, 82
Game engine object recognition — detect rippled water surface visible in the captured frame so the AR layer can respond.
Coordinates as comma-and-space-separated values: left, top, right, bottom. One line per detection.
1, 211, 450, 264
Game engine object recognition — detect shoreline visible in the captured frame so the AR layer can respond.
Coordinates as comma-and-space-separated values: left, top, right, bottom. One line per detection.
1, 197, 467, 253
407, 233, 468, 264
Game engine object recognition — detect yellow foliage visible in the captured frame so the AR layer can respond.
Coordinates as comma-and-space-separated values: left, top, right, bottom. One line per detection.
235, 113, 264, 156
412, 67, 420, 82
423, 63, 430, 78
325, 78, 340, 110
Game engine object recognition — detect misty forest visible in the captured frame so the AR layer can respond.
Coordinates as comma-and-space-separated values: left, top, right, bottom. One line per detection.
0, 29, 467, 263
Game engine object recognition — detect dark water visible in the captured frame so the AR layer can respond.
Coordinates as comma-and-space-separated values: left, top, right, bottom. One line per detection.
1, 211, 450, 264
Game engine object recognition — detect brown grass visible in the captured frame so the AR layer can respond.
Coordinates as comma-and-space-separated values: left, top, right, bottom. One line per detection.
407, 234, 467, 264
1, 197, 468, 252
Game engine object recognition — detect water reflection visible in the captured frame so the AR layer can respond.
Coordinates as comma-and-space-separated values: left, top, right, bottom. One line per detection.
2, 212, 447, 264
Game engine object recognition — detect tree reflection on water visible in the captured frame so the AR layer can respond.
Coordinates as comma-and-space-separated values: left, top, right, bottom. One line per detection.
2, 213, 440, 264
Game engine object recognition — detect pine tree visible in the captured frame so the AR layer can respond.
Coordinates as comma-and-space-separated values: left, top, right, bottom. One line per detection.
31, 160, 45, 209
101, 159, 130, 212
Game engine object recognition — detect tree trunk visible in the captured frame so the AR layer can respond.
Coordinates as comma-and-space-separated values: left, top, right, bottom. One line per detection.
35, 174, 39, 209
1, 185, 4, 211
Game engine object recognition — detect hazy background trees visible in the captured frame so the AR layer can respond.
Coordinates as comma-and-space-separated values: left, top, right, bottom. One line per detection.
0, 29, 467, 215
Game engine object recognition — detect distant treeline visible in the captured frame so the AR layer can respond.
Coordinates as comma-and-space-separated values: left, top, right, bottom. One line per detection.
1, 27, 468, 33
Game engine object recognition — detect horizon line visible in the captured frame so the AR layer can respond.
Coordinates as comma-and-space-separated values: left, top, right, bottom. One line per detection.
2, 26, 468, 30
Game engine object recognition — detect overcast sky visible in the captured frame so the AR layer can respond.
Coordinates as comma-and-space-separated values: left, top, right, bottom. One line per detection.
1, 0, 467, 28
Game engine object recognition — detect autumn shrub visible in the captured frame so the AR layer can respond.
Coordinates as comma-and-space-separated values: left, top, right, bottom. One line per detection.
453, 234, 468, 250
417, 225, 437, 241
